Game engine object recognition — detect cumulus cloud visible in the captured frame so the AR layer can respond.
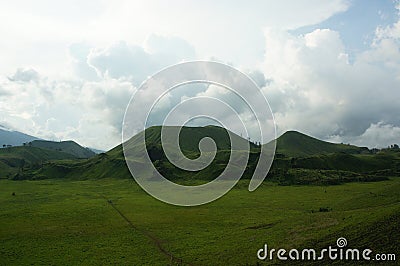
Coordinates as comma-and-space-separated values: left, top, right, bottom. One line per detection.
247, 70, 270, 88
86, 35, 196, 85
144, 34, 196, 62
68, 43, 99, 81
355, 123, 400, 148
8, 68, 39, 82
0, 69, 135, 150
88, 41, 155, 83
330, 122, 400, 148
79, 78, 134, 132
0, 34, 200, 150
0, 84, 10, 97
261, 19, 400, 147
2, 20, 400, 150
1, 1, 399, 150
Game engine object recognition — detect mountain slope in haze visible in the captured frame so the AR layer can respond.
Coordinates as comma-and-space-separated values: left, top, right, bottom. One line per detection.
0, 126, 40, 147
275, 130, 368, 157
88, 147, 105, 154
30, 140, 96, 159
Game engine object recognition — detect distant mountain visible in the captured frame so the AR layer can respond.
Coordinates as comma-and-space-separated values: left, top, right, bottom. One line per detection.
274, 130, 368, 157
0, 125, 103, 155
30, 140, 96, 159
88, 148, 105, 154
0, 125, 40, 147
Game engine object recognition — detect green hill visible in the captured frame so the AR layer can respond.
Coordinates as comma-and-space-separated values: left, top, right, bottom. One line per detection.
4, 126, 399, 185
0, 146, 76, 179
275, 130, 367, 157
30, 140, 95, 159
17, 126, 259, 182
125, 125, 258, 153
0, 139, 97, 180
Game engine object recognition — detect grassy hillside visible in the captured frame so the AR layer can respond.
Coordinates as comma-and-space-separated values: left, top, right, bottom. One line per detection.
126, 125, 259, 154
275, 130, 367, 157
293, 152, 398, 172
107, 126, 400, 185
5, 126, 399, 186
30, 140, 95, 159
0, 146, 76, 179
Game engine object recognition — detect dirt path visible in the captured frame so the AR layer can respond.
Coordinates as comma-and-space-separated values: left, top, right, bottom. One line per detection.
101, 195, 194, 265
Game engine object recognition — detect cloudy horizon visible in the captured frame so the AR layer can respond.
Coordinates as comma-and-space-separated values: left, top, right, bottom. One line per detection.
1, 0, 400, 150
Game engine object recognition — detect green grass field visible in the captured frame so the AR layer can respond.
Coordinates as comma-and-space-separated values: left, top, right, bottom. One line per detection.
1, 177, 399, 265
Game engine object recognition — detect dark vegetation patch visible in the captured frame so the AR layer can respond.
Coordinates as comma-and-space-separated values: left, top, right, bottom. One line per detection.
246, 223, 276, 230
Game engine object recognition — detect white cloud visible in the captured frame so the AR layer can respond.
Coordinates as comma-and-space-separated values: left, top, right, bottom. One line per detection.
68, 43, 99, 81
0, 0, 349, 75
88, 41, 155, 82
8, 68, 40, 82
261, 17, 400, 147
86, 36, 196, 85
2, 1, 400, 150
144, 34, 196, 61
0, 69, 135, 150
247, 70, 269, 88
330, 122, 400, 148
355, 122, 400, 148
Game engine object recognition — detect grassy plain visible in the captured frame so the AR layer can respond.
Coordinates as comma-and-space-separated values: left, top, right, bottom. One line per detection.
1, 177, 399, 265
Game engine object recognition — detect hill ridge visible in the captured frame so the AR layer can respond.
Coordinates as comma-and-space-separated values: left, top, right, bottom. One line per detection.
274, 130, 367, 157
3, 125, 399, 185
30, 140, 95, 159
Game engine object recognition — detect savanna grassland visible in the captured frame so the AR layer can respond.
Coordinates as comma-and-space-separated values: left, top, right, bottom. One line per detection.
1, 177, 399, 265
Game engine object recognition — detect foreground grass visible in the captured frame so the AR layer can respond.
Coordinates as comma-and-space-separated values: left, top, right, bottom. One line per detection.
0, 178, 399, 265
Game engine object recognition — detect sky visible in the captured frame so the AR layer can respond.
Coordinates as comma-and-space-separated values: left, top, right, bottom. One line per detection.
0, 0, 399, 150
